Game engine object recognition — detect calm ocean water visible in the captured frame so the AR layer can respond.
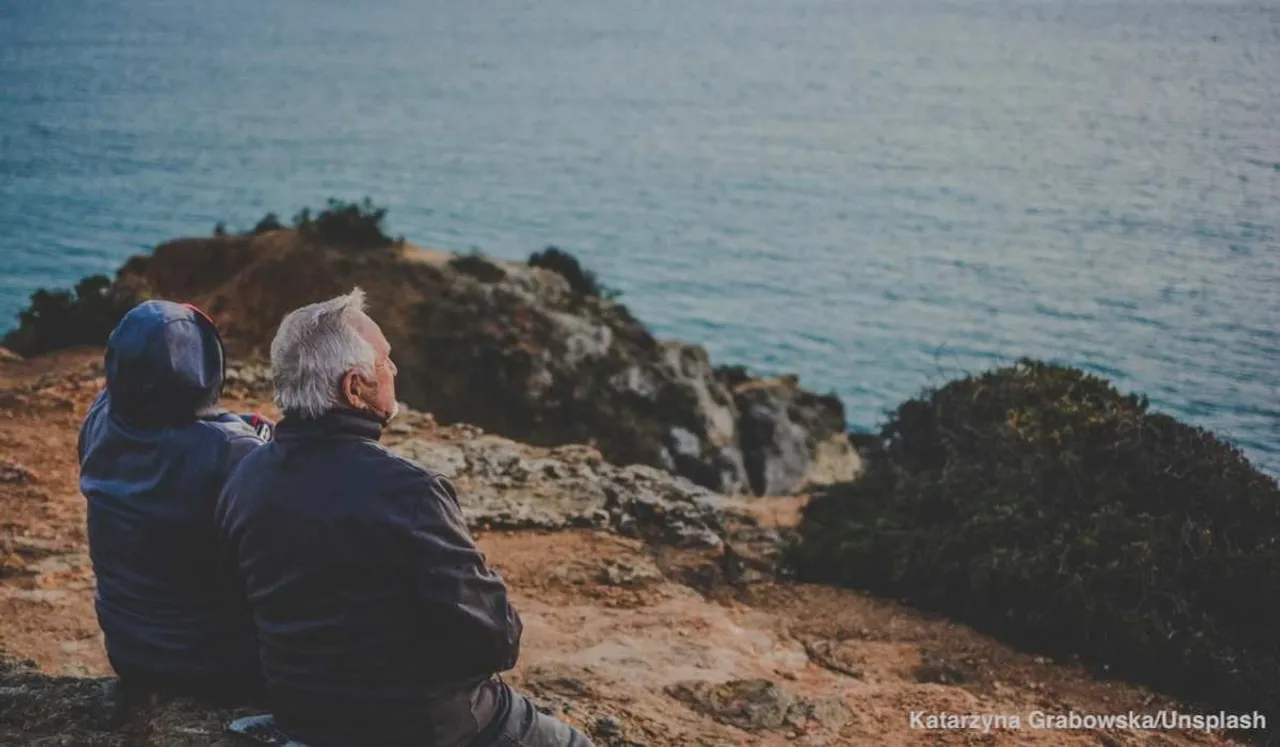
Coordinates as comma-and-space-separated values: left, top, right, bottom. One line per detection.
1, 0, 1277, 471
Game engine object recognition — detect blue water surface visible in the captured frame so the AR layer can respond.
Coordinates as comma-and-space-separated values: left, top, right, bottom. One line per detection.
1, 0, 1277, 471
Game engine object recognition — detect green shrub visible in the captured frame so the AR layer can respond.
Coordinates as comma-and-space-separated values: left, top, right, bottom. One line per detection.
249, 212, 284, 235
448, 250, 507, 283
528, 246, 618, 299
714, 364, 752, 389
3, 275, 143, 357
788, 359, 1280, 718
294, 198, 394, 250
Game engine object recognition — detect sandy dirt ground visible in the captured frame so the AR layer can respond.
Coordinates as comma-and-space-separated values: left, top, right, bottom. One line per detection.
0, 351, 1248, 746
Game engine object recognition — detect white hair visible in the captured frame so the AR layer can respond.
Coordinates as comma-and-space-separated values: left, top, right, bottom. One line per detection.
270, 288, 376, 419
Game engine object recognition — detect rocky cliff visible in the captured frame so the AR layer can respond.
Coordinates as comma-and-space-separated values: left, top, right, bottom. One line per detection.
104, 230, 858, 495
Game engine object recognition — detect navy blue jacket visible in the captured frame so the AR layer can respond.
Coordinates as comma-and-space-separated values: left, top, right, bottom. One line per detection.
215, 410, 521, 741
79, 300, 269, 684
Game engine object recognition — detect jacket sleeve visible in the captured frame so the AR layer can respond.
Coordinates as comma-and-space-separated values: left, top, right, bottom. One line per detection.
78, 391, 109, 464
400, 472, 522, 679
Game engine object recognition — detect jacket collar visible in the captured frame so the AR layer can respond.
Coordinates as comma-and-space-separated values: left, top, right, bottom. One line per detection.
276, 408, 384, 442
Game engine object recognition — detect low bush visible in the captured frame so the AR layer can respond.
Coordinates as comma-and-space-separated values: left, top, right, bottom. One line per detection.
249, 212, 284, 235
714, 364, 752, 389
788, 359, 1280, 718
448, 250, 507, 283
294, 198, 395, 250
3, 275, 143, 357
528, 246, 617, 299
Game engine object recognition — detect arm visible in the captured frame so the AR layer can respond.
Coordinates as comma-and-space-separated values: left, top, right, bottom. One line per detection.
78, 391, 109, 464
401, 472, 522, 679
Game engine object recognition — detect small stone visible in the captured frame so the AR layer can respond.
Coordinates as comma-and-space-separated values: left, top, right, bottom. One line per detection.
597, 558, 661, 587
594, 715, 622, 737
0, 461, 40, 484
807, 695, 853, 731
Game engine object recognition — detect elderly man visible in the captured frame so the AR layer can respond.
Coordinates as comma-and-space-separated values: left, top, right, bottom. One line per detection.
80, 300, 271, 706
217, 289, 592, 747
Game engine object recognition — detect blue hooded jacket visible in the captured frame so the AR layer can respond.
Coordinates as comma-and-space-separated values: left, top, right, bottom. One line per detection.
78, 300, 270, 684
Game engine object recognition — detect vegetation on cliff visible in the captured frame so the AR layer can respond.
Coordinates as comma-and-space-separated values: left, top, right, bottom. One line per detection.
290, 197, 399, 250
448, 250, 508, 283
5, 199, 396, 356
788, 359, 1280, 719
249, 212, 284, 235
528, 246, 617, 299
2, 275, 143, 357
213, 198, 393, 244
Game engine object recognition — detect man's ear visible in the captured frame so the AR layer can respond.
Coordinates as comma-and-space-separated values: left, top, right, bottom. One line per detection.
340, 370, 365, 410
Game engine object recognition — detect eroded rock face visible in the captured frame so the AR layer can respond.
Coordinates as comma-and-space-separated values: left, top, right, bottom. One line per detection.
730, 377, 862, 496
120, 234, 854, 495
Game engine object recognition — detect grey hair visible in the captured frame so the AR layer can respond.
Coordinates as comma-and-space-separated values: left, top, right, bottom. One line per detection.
270, 288, 376, 418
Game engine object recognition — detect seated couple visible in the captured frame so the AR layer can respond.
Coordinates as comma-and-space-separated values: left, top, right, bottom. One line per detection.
79, 292, 592, 746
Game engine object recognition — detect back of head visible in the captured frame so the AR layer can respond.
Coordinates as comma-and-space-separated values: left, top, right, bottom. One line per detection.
105, 300, 225, 427
270, 288, 376, 419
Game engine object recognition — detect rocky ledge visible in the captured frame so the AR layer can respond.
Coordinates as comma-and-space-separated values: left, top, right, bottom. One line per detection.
382, 406, 772, 551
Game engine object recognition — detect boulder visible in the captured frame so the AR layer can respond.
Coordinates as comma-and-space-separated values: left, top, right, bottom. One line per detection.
387, 426, 734, 548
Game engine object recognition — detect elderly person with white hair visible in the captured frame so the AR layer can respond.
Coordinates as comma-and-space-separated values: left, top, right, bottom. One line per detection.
216, 289, 592, 747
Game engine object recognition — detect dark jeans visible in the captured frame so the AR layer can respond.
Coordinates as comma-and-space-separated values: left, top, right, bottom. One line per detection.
272, 679, 593, 747
479, 681, 594, 747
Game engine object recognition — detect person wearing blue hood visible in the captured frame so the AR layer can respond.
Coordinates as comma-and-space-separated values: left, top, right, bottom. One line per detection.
78, 300, 273, 706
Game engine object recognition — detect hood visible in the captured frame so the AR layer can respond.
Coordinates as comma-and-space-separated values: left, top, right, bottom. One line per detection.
105, 300, 225, 426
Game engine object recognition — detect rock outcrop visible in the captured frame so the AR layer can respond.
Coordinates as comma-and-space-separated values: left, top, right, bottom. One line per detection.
116, 232, 858, 495
382, 407, 740, 549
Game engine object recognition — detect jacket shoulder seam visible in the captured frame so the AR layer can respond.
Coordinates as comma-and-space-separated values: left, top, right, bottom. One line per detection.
356, 441, 443, 481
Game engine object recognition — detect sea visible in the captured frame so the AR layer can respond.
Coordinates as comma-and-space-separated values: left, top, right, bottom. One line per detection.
1, 0, 1277, 472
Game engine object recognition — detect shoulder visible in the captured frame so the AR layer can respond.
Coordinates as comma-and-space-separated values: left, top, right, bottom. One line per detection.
355, 442, 458, 510
191, 417, 267, 472
79, 391, 110, 434
197, 417, 256, 441
361, 441, 448, 487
